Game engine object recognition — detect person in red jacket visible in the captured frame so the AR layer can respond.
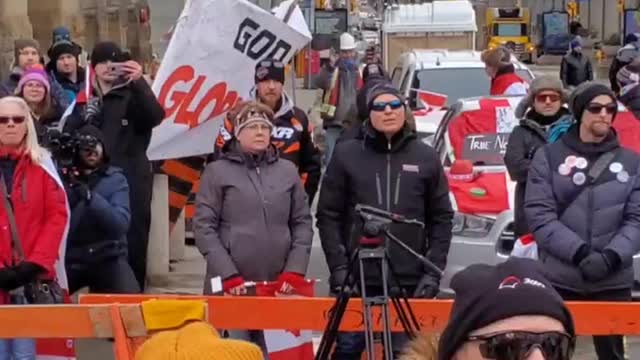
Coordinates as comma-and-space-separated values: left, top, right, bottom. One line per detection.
0, 96, 69, 359
482, 47, 529, 96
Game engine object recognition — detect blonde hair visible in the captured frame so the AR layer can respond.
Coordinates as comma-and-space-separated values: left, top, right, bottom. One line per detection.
398, 333, 439, 360
0, 96, 49, 164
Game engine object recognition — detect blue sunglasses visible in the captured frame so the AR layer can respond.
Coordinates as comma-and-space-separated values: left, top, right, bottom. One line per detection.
371, 99, 404, 112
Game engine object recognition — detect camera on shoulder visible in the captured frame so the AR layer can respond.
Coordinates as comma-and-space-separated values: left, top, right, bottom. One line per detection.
46, 131, 99, 173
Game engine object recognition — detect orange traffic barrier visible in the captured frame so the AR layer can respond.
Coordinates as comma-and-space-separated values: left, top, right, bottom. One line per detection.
1, 295, 640, 360
80, 294, 640, 336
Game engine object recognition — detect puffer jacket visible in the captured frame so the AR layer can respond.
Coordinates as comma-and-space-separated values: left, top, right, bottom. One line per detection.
194, 140, 313, 294
65, 166, 130, 263
560, 52, 593, 88
317, 121, 453, 286
525, 126, 640, 293
504, 108, 572, 237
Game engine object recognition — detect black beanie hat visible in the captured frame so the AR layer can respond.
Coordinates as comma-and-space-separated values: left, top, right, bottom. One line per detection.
48, 40, 81, 62
438, 258, 575, 360
366, 82, 405, 111
91, 41, 124, 67
569, 82, 617, 123
255, 59, 285, 84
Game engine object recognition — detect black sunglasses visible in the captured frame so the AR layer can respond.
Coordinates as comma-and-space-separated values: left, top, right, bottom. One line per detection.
468, 331, 575, 360
371, 99, 404, 112
0, 116, 26, 125
585, 103, 617, 115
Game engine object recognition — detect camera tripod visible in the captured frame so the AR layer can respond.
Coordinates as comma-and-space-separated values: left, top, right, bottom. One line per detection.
315, 205, 444, 360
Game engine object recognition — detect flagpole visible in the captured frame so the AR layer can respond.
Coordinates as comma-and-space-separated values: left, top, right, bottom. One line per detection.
283, 0, 299, 105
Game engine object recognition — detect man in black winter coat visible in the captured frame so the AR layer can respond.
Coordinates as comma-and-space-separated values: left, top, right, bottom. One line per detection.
525, 82, 640, 360
64, 125, 139, 294
505, 76, 572, 238
317, 84, 453, 359
560, 37, 593, 89
87, 42, 165, 289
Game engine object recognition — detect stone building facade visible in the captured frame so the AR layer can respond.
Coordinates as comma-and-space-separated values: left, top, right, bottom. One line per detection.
0, 0, 151, 79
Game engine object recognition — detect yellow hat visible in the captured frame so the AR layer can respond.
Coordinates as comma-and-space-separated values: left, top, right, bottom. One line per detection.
135, 322, 264, 360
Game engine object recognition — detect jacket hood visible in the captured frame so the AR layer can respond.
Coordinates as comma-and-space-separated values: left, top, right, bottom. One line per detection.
250, 87, 294, 119
362, 119, 416, 153
520, 107, 571, 127
220, 138, 279, 167
561, 124, 619, 155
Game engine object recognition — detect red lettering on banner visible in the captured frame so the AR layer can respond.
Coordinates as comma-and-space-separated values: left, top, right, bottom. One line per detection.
158, 65, 240, 128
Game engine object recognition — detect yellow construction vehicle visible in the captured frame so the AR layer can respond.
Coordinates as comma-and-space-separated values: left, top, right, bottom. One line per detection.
486, 7, 536, 63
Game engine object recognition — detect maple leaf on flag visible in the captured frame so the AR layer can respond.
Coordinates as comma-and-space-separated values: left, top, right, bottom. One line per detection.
414, 89, 448, 113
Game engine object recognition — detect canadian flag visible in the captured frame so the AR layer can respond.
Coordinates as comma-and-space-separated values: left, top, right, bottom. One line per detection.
415, 89, 447, 113
256, 281, 315, 360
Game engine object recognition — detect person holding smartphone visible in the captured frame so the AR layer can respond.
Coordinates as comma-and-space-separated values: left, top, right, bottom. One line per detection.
82, 41, 165, 290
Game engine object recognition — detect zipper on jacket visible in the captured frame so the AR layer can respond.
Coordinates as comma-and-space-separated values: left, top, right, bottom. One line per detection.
586, 186, 593, 246
394, 172, 402, 206
386, 142, 391, 211
375, 173, 383, 206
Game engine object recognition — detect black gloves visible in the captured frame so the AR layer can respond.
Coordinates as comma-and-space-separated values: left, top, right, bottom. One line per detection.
579, 250, 621, 282
67, 183, 92, 208
413, 273, 440, 299
0, 268, 19, 292
14, 262, 45, 286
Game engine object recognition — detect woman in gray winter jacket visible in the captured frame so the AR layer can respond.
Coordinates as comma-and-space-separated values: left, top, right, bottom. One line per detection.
194, 102, 313, 355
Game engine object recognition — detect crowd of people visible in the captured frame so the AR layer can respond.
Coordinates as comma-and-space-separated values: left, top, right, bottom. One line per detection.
192, 32, 640, 359
1, 23, 640, 359
0, 26, 164, 359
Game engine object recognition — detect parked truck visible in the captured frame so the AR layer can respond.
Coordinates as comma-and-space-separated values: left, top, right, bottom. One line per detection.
485, 7, 536, 63
381, 0, 477, 71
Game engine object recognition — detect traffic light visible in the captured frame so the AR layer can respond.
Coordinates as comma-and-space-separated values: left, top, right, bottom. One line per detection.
566, 0, 578, 19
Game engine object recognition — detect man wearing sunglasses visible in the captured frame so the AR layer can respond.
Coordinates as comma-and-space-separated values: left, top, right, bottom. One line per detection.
317, 84, 453, 359
525, 82, 640, 360
506, 76, 572, 239
214, 59, 321, 204
437, 258, 576, 360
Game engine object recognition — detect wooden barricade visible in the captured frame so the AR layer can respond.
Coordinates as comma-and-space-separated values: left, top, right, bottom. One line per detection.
1, 295, 640, 359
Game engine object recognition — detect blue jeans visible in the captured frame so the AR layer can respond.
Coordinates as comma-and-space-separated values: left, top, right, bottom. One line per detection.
323, 127, 343, 167
333, 331, 409, 359
0, 295, 36, 360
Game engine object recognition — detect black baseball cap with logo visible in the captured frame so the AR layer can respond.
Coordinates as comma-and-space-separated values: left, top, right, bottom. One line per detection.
438, 258, 575, 360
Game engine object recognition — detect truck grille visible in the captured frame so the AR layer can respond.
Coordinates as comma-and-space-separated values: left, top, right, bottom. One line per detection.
499, 222, 516, 254
514, 43, 525, 54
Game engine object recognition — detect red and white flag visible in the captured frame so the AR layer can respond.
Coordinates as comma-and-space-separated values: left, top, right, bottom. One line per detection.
256, 281, 315, 360
414, 89, 447, 113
